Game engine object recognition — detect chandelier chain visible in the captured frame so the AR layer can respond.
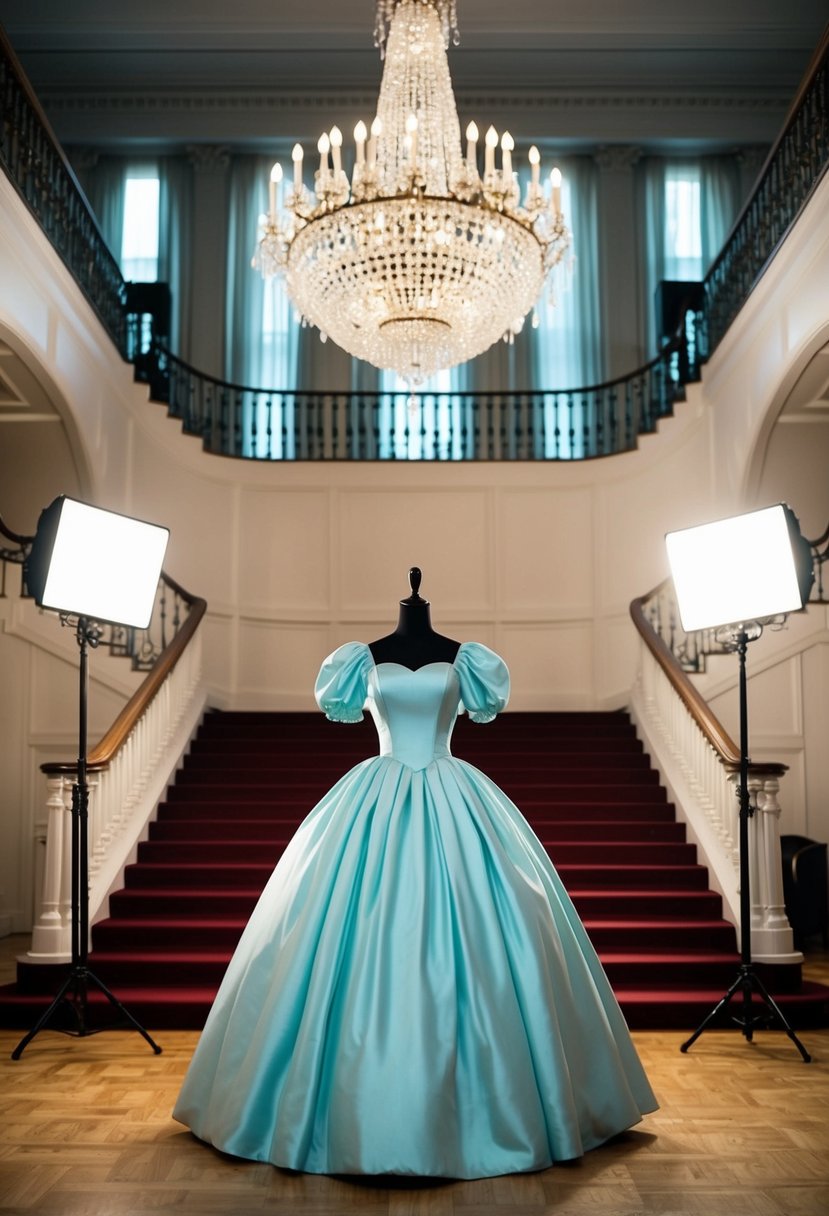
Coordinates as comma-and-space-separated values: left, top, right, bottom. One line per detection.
374, 0, 460, 55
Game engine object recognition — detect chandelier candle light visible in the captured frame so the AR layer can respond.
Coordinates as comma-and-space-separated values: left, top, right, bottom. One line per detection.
253, 0, 571, 385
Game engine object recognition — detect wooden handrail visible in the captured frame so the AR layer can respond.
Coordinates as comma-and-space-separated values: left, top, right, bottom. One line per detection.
41, 573, 206, 776
630, 584, 787, 777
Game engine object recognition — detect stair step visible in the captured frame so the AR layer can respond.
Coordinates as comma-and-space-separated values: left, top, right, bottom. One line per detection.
90, 915, 736, 955
581, 919, 737, 950
148, 818, 687, 844
76, 947, 743, 991
109, 888, 263, 918
164, 782, 670, 805
123, 859, 711, 892
569, 888, 723, 918
124, 862, 275, 889
110, 885, 723, 922
196, 724, 639, 741
3, 979, 825, 1034
134, 838, 698, 866
599, 951, 742, 988
556, 864, 710, 890
92, 918, 248, 952
189, 738, 646, 756
155, 799, 679, 823
173, 763, 659, 785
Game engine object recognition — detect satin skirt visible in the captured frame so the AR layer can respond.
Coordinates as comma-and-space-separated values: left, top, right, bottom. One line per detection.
173, 755, 657, 1178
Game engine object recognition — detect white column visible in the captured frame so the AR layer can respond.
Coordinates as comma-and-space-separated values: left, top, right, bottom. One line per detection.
26, 776, 72, 962
747, 771, 764, 941
751, 774, 801, 963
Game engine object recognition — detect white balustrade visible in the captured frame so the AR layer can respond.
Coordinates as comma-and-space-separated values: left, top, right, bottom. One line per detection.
25, 622, 207, 964
630, 635, 800, 964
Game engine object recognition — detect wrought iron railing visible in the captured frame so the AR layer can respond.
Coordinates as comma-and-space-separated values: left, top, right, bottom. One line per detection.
807, 522, 829, 602
139, 315, 702, 461
702, 27, 829, 354
0, 515, 30, 598
0, 29, 128, 354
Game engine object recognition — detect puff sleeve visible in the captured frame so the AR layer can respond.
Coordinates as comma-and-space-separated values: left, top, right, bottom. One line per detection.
314, 642, 373, 723
455, 642, 510, 724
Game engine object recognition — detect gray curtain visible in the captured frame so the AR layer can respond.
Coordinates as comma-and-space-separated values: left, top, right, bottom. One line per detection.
636, 156, 667, 359
158, 156, 193, 359
638, 154, 743, 356
78, 154, 127, 261
700, 155, 741, 273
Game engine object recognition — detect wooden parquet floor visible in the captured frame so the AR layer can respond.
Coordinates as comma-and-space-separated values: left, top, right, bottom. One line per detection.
1, 1024, 828, 1216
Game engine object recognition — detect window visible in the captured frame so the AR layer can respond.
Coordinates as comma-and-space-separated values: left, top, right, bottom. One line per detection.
121, 172, 160, 282
260, 280, 296, 391
664, 167, 702, 281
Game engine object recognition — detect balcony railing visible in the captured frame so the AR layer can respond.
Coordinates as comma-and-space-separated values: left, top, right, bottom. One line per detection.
703, 26, 829, 354
1, 24, 827, 460
0, 29, 127, 354
138, 318, 701, 461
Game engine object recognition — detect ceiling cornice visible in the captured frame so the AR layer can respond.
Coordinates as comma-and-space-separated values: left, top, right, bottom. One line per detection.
44, 87, 787, 150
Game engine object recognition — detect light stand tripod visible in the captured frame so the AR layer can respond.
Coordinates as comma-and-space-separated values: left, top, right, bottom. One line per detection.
12, 616, 162, 1060
680, 624, 811, 1063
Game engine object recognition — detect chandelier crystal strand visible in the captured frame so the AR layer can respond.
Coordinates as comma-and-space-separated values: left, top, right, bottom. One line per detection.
254, 0, 571, 385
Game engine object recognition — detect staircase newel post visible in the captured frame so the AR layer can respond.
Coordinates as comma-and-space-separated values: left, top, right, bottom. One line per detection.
26, 775, 72, 960
748, 773, 792, 963
747, 770, 764, 949
58, 775, 74, 948
757, 774, 797, 941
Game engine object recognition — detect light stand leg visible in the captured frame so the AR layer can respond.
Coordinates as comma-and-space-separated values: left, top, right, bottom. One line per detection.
681, 629, 811, 1063
12, 618, 162, 1060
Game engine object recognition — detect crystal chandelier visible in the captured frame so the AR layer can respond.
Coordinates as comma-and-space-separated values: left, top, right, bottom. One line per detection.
253, 0, 571, 385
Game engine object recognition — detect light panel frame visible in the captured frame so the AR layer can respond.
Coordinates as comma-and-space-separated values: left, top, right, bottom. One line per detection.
666, 504, 806, 633
28, 497, 169, 630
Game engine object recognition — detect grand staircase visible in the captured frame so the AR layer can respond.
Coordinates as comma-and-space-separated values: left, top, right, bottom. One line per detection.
3, 709, 828, 1032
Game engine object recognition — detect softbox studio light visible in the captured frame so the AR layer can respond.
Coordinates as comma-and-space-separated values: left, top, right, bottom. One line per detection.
26, 496, 169, 627
13, 497, 169, 1060
665, 502, 813, 1063
666, 502, 813, 633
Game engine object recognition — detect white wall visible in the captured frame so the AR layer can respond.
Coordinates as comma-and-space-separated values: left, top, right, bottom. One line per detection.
1, 166, 828, 931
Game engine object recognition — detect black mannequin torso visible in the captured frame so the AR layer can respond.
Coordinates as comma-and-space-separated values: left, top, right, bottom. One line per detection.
368, 568, 461, 671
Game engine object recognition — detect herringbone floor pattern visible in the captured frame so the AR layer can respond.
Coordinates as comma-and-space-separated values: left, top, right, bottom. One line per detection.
1, 1018, 828, 1215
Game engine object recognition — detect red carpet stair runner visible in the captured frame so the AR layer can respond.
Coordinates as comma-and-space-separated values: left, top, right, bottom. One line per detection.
3, 709, 828, 1032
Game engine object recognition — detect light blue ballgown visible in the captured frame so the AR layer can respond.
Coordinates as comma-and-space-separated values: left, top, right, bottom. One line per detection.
173, 642, 657, 1178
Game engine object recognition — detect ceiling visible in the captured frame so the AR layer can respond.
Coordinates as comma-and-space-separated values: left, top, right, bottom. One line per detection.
3, 0, 827, 150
